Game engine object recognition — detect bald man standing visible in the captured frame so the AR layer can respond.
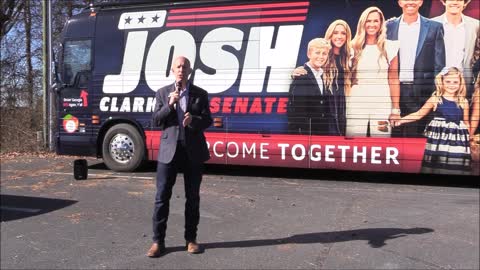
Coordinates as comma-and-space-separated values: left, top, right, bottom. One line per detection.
148, 56, 212, 257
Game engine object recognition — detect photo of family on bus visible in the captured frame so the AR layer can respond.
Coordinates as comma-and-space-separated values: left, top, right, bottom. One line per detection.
287, 0, 479, 174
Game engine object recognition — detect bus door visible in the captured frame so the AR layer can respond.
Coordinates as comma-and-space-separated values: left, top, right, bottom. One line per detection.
56, 39, 94, 155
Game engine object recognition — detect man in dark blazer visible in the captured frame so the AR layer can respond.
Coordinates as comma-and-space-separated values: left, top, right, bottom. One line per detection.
288, 38, 335, 136
147, 56, 212, 257
387, 0, 446, 137
432, 0, 479, 98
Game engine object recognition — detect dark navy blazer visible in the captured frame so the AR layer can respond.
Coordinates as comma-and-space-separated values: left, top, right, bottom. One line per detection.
386, 15, 446, 113
152, 82, 212, 164
288, 64, 336, 135
386, 16, 445, 83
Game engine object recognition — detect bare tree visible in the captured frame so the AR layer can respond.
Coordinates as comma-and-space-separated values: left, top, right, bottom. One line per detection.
1, 0, 41, 152
24, 0, 34, 128
0, 0, 25, 40
1, 0, 128, 153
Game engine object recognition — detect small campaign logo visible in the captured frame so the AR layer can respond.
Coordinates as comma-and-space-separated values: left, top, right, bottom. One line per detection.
118, 10, 167, 30
63, 114, 79, 133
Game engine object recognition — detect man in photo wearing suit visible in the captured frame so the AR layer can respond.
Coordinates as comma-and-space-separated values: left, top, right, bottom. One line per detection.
147, 56, 212, 257
432, 0, 479, 98
387, 0, 446, 137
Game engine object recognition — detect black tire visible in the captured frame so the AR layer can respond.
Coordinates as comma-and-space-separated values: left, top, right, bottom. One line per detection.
102, 124, 145, 172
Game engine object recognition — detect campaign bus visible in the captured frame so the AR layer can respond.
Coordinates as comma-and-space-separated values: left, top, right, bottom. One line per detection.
55, 0, 480, 175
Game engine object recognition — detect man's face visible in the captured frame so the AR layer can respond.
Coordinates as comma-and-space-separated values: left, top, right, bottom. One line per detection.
171, 57, 191, 83
307, 47, 329, 70
398, 0, 423, 16
442, 0, 469, 16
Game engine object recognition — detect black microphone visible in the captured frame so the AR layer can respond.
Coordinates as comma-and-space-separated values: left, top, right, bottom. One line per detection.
174, 81, 181, 109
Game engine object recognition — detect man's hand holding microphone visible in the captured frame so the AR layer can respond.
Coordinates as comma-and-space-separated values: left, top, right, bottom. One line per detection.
169, 81, 192, 127
168, 81, 181, 109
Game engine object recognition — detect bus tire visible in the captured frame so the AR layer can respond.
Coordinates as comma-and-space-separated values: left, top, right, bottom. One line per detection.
102, 124, 145, 172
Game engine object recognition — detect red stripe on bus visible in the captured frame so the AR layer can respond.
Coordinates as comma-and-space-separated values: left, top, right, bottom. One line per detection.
166, 16, 307, 27
169, 2, 310, 14
145, 131, 426, 174
167, 9, 308, 20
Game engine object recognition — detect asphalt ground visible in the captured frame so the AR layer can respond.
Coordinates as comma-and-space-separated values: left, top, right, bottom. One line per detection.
1, 153, 479, 269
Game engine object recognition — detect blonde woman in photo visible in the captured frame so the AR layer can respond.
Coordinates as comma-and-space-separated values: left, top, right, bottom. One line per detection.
323, 19, 353, 135
346, 6, 400, 137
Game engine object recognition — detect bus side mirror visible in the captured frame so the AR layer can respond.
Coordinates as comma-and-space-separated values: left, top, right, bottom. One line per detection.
52, 82, 61, 93
51, 62, 60, 92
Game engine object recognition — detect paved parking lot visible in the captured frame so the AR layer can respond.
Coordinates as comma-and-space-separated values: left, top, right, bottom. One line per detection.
1, 154, 479, 269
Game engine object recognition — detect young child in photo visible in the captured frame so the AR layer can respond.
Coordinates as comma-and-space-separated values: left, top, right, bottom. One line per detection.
288, 38, 334, 135
396, 67, 471, 174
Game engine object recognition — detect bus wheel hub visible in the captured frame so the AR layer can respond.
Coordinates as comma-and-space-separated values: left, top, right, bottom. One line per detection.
110, 134, 134, 163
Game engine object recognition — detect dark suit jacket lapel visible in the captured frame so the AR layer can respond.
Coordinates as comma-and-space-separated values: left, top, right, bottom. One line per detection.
167, 83, 175, 94
464, 17, 475, 61
416, 16, 429, 59
389, 18, 400, 40
187, 84, 196, 112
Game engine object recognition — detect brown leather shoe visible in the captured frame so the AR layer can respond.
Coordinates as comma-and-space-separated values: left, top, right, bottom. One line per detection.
147, 243, 166, 257
186, 241, 202, 254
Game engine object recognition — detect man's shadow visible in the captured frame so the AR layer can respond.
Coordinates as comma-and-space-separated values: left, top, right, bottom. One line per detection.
1, 194, 77, 222
164, 227, 433, 254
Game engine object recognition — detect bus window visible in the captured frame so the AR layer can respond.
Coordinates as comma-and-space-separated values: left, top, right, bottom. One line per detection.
62, 40, 92, 86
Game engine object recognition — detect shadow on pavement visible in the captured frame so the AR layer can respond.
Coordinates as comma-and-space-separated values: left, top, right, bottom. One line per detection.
0, 194, 77, 222
160, 227, 434, 255
204, 164, 479, 188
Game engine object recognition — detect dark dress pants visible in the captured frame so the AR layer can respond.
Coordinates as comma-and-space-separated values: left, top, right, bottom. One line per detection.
392, 83, 430, 138
152, 142, 203, 244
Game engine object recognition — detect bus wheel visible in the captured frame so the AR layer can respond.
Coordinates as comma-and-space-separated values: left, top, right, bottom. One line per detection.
102, 124, 144, 172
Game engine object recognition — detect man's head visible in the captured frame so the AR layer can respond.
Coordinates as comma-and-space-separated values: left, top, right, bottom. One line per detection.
307, 38, 331, 70
398, 0, 423, 16
440, 0, 471, 16
171, 56, 192, 84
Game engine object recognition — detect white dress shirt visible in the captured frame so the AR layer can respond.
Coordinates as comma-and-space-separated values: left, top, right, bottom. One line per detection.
398, 15, 420, 83
306, 63, 324, 94
441, 14, 466, 70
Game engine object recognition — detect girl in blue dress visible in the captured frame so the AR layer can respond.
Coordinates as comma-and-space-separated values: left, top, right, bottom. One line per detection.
396, 67, 471, 175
